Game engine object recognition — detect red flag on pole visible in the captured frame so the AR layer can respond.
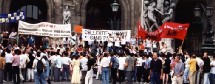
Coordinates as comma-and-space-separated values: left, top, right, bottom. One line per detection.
160, 22, 190, 40
137, 21, 147, 39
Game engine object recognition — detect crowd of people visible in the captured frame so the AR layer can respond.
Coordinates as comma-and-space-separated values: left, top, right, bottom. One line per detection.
0, 32, 214, 84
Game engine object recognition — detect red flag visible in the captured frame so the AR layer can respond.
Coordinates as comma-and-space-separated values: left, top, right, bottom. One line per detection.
160, 22, 190, 40
137, 21, 147, 39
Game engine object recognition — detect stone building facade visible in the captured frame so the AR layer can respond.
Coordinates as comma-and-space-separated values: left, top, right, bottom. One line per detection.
0, 0, 214, 34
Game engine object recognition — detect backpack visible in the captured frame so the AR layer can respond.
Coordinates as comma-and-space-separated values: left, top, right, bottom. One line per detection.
37, 58, 44, 74
112, 57, 119, 68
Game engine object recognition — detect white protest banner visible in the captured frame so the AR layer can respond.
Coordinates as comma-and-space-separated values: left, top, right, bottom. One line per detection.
82, 29, 131, 41
18, 21, 71, 37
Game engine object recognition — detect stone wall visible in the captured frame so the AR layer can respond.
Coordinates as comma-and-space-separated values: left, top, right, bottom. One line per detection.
0, 0, 214, 37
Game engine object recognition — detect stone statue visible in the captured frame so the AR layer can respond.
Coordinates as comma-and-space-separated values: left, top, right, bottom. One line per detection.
162, 2, 175, 23
156, 0, 165, 14
147, 1, 163, 31
140, 0, 179, 53
141, 0, 150, 31
63, 5, 71, 24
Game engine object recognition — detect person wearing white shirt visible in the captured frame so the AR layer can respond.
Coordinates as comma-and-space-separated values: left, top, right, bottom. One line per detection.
63, 37, 69, 48
196, 56, 204, 84
49, 52, 57, 81
53, 52, 63, 82
4, 49, 13, 81
61, 52, 71, 81
100, 53, 111, 84
9, 30, 17, 45
107, 34, 114, 52
145, 38, 152, 53
80, 55, 88, 84
136, 54, 145, 83
96, 55, 102, 80
32, 52, 47, 84
152, 41, 157, 52
70, 32, 77, 46
114, 33, 121, 48
117, 53, 126, 84
20, 52, 30, 81
183, 54, 190, 84
210, 55, 215, 84
130, 36, 136, 47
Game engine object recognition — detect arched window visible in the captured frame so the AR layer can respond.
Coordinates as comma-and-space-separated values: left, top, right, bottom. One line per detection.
17, 5, 42, 20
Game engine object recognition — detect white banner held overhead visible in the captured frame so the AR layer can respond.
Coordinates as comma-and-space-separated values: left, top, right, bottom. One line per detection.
18, 21, 71, 37
82, 29, 131, 41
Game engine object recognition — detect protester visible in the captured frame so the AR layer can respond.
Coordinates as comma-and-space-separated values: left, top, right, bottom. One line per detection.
110, 52, 119, 84
196, 54, 204, 84
172, 55, 184, 84
80, 53, 88, 84
62, 52, 72, 81
9, 29, 17, 45
12, 49, 21, 84
53, 51, 62, 82
136, 53, 144, 84
189, 54, 197, 84
71, 55, 81, 84
85, 53, 96, 84
117, 52, 126, 84
96, 54, 102, 80
0, 51, 6, 84
20, 50, 30, 82
143, 53, 151, 84
49, 52, 56, 81
43, 55, 51, 84
202, 52, 211, 84
101, 53, 111, 84
33, 51, 47, 84
210, 55, 215, 84
125, 51, 135, 84
162, 53, 171, 84
183, 52, 190, 84
4, 49, 13, 82
26, 49, 35, 82
149, 52, 162, 84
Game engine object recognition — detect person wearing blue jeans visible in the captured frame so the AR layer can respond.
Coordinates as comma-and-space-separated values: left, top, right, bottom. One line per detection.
32, 52, 47, 84
150, 72, 161, 84
102, 67, 110, 84
100, 53, 111, 84
34, 71, 46, 84
183, 67, 190, 84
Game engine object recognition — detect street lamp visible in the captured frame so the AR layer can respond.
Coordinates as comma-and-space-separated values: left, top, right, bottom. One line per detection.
206, 7, 214, 18
109, 0, 120, 30
111, 0, 120, 12
194, 6, 201, 18
194, 5, 215, 55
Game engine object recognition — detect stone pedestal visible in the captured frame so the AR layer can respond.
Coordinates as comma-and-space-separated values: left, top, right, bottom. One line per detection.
201, 40, 215, 55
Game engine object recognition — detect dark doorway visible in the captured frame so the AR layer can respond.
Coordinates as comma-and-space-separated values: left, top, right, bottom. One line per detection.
175, 0, 203, 54
86, 0, 121, 30
9, 0, 48, 47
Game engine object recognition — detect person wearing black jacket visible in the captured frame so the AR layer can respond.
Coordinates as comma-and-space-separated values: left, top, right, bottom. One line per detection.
26, 49, 35, 82
149, 52, 162, 84
202, 52, 211, 84
85, 53, 96, 84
